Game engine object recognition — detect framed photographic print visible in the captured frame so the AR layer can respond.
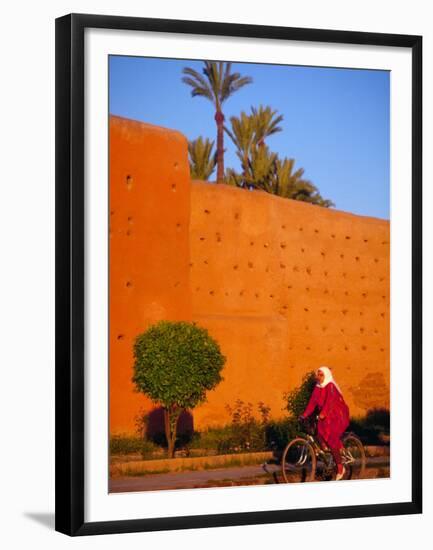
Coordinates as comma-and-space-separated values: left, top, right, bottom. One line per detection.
55, 13, 422, 536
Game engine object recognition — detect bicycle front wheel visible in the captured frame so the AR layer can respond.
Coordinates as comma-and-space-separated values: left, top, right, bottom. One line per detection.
281, 437, 317, 483
341, 434, 366, 479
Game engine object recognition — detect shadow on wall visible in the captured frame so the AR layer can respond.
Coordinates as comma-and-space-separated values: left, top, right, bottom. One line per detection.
145, 407, 194, 448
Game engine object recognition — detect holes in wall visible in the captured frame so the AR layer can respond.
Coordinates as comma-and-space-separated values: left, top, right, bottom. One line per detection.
324, 289, 329, 294
320, 251, 326, 257
280, 242, 287, 249
280, 262, 286, 269
264, 242, 269, 248
126, 230, 131, 236
203, 259, 208, 265
199, 236, 206, 241
342, 273, 347, 278
304, 307, 309, 312
301, 248, 305, 253
250, 241, 254, 246
306, 267, 311, 275
331, 234, 336, 239
204, 209, 210, 214
287, 285, 293, 290
233, 264, 239, 270
324, 271, 328, 277
239, 290, 245, 296
374, 258, 379, 263
299, 227, 303, 232
174, 281, 180, 288
364, 239, 369, 243
209, 290, 215, 296
340, 254, 344, 259
322, 309, 327, 314
127, 216, 133, 224
117, 334, 125, 341
361, 345, 367, 351
345, 236, 351, 240
355, 256, 360, 262
173, 162, 179, 170
248, 261, 254, 269
314, 229, 319, 234
305, 287, 310, 292
255, 292, 260, 298
269, 294, 274, 299
176, 223, 181, 231
216, 233, 222, 243
342, 309, 348, 315
234, 212, 240, 220
126, 175, 133, 190
281, 224, 286, 229
171, 183, 177, 192
125, 281, 132, 288
362, 292, 367, 298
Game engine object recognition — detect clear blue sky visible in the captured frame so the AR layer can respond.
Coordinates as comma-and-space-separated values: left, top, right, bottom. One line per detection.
109, 56, 390, 219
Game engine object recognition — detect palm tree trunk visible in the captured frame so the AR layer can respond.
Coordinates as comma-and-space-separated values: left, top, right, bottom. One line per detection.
215, 110, 225, 183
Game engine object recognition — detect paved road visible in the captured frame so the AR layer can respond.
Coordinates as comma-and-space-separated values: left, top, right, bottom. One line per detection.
109, 457, 389, 493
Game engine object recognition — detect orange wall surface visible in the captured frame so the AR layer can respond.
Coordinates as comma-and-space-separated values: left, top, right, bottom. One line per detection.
109, 116, 192, 434
109, 116, 390, 435
189, 182, 390, 427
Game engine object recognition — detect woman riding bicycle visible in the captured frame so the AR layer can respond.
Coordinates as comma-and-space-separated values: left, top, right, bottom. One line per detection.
299, 366, 350, 481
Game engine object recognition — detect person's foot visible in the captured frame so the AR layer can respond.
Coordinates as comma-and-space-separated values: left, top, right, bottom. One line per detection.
336, 465, 345, 481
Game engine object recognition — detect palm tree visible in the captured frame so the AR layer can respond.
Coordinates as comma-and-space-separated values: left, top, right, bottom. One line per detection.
188, 137, 217, 180
182, 62, 252, 183
224, 111, 256, 180
250, 105, 283, 147
273, 156, 335, 207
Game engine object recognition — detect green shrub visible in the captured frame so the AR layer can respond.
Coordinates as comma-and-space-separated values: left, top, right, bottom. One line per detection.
264, 418, 299, 452
110, 435, 158, 458
283, 370, 317, 418
365, 408, 390, 431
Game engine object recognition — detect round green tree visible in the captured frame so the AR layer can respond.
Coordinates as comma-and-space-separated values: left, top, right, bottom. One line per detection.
132, 321, 226, 457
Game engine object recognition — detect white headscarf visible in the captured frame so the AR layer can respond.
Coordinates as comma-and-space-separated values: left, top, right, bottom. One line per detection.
316, 366, 343, 394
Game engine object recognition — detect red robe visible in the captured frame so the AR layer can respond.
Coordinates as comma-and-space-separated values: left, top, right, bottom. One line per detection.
301, 382, 350, 455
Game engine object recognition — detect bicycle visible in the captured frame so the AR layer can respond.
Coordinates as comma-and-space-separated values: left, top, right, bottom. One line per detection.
281, 417, 366, 483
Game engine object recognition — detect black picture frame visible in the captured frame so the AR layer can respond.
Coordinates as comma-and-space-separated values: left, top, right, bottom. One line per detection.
55, 13, 422, 536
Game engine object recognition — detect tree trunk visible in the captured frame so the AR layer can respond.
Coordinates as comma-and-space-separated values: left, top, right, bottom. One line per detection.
163, 406, 179, 458
215, 110, 225, 183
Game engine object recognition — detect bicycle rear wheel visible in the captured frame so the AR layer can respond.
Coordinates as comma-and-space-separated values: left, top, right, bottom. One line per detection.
341, 434, 366, 479
281, 437, 316, 483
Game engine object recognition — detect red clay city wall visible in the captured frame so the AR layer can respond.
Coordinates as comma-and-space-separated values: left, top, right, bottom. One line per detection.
189, 182, 390, 427
109, 116, 390, 435
109, 116, 192, 435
